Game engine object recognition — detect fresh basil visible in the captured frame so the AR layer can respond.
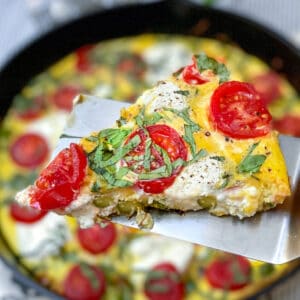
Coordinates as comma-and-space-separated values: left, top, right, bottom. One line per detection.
80, 264, 100, 291
183, 124, 199, 157
210, 156, 225, 162
189, 149, 208, 164
174, 90, 190, 96
143, 139, 152, 171
97, 135, 141, 168
237, 143, 266, 174
99, 128, 131, 148
195, 52, 230, 83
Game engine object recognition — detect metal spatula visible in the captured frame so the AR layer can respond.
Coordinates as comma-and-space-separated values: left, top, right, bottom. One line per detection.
55, 95, 300, 264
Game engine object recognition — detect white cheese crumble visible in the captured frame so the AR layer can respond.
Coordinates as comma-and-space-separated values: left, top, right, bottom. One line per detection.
164, 157, 224, 210
15, 187, 33, 207
128, 234, 194, 273
16, 212, 70, 260
139, 81, 188, 113
142, 42, 191, 84
212, 185, 261, 218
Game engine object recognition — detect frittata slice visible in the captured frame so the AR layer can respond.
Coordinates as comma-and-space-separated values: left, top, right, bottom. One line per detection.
16, 54, 291, 228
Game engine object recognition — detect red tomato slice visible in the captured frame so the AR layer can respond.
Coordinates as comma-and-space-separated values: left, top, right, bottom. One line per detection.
51, 86, 80, 111
273, 115, 300, 137
31, 143, 87, 210
63, 264, 106, 300
251, 71, 281, 105
124, 124, 188, 194
10, 202, 47, 223
144, 263, 185, 300
76, 44, 94, 72
77, 222, 117, 254
210, 81, 272, 139
205, 255, 251, 290
182, 57, 207, 85
15, 95, 45, 120
10, 133, 49, 169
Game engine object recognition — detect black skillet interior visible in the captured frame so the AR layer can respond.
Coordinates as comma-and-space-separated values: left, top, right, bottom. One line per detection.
0, 0, 300, 298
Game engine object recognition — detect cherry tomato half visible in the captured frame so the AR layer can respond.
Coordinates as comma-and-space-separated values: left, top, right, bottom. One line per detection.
77, 222, 117, 254
10, 133, 49, 169
124, 124, 188, 194
10, 202, 47, 223
205, 255, 251, 290
182, 57, 207, 85
31, 143, 87, 210
63, 264, 106, 300
273, 115, 300, 137
210, 81, 272, 139
76, 44, 94, 72
51, 86, 81, 111
251, 71, 281, 105
144, 263, 184, 300
15, 95, 46, 120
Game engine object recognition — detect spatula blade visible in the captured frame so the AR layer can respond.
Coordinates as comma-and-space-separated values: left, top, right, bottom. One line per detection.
56, 95, 300, 264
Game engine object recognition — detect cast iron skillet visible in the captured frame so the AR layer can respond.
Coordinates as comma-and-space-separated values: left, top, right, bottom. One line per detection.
0, 0, 300, 298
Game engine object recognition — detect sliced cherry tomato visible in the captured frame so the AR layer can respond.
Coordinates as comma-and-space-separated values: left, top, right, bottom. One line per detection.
51, 86, 80, 111
144, 263, 184, 300
15, 95, 45, 120
76, 44, 94, 72
77, 222, 117, 254
10, 202, 47, 223
273, 115, 300, 137
124, 124, 188, 194
10, 133, 49, 169
182, 57, 207, 85
251, 71, 281, 105
210, 81, 272, 139
63, 264, 106, 300
30, 143, 87, 210
205, 255, 251, 290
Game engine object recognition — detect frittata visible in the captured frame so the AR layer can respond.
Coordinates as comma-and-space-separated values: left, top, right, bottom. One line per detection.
16, 53, 290, 229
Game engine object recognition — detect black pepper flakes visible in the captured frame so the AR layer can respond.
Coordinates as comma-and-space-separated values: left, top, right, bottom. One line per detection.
205, 131, 211, 137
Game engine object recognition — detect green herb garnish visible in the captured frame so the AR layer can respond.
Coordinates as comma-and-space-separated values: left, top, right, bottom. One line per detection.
80, 264, 100, 290
174, 90, 190, 96
195, 52, 230, 83
237, 143, 266, 174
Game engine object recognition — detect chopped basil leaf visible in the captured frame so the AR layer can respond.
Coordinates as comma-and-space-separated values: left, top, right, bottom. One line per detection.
183, 124, 199, 157
138, 170, 169, 180
144, 112, 163, 125
174, 90, 190, 96
160, 147, 172, 176
79, 264, 100, 291
172, 158, 186, 169
99, 135, 141, 168
143, 139, 152, 171
60, 134, 83, 139
195, 52, 230, 83
115, 167, 130, 179
85, 135, 99, 142
146, 283, 170, 293
135, 106, 145, 127
189, 149, 208, 164
210, 156, 225, 162
163, 107, 200, 129
237, 143, 266, 174
99, 168, 132, 187
99, 128, 131, 148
